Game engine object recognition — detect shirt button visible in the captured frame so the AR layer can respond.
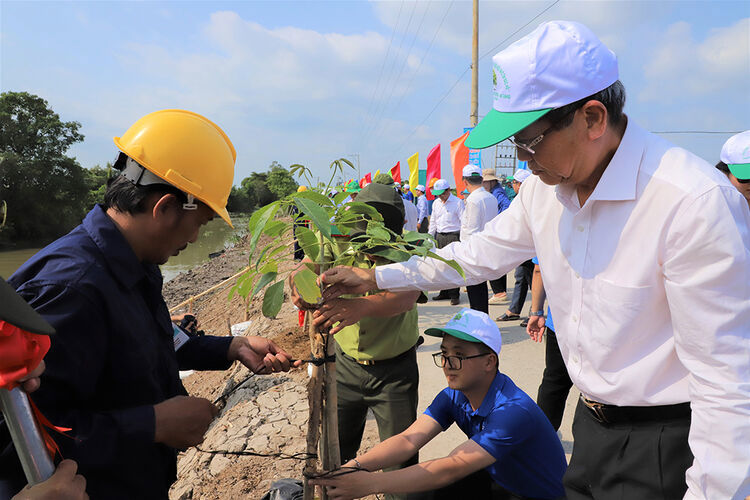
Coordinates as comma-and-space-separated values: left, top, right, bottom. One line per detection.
572, 315, 578, 322
577, 226, 584, 232
575, 272, 580, 279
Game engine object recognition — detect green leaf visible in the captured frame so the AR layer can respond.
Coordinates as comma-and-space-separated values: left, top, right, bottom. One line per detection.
293, 267, 322, 304
258, 261, 278, 274
426, 251, 465, 279
366, 222, 390, 241
266, 244, 288, 261
333, 191, 349, 205
295, 225, 320, 261
261, 280, 285, 318
253, 242, 273, 270
247, 201, 280, 257
253, 271, 278, 298
371, 247, 412, 262
238, 271, 257, 297
402, 230, 425, 242
263, 219, 286, 237
294, 197, 332, 240
291, 190, 334, 207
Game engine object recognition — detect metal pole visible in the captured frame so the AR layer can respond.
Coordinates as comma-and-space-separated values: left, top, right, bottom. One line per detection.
470, 0, 479, 127
0, 387, 55, 485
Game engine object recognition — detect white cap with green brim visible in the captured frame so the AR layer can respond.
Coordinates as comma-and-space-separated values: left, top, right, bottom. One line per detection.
431, 179, 450, 195
465, 20, 619, 150
720, 130, 750, 180
425, 308, 502, 354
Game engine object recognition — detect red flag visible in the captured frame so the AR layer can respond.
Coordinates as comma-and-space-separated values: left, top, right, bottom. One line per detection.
390, 162, 401, 184
425, 144, 441, 200
450, 131, 470, 199
360, 172, 372, 188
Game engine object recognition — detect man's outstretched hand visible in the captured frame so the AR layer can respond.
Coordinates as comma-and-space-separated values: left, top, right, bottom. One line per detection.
319, 267, 379, 300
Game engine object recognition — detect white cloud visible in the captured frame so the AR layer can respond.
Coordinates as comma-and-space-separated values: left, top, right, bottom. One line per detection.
641, 18, 750, 99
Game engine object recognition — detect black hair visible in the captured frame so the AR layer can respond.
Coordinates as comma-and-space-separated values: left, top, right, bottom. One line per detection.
464, 176, 483, 186
544, 80, 627, 131
715, 161, 730, 174
103, 175, 188, 215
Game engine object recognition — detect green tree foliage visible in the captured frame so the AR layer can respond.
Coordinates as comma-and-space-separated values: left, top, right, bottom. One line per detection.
0, 92, 92, 246
266, 163, 299, 199
85, 163, 112, 208
226, 162, 299, 213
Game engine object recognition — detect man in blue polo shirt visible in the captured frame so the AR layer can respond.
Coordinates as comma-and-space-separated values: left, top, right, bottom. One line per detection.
310, 309, 566, 499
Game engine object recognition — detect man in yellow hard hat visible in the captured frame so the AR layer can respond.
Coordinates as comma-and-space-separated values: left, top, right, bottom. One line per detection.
5, 110, 299, 499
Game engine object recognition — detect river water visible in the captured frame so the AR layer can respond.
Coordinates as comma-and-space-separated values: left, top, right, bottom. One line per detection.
0, 215, 249, 282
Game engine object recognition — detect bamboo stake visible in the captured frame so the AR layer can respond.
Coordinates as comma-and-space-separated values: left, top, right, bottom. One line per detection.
303, 312, 324, 500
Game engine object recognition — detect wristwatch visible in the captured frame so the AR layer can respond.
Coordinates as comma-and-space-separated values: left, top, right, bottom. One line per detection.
529, 311, 545, 317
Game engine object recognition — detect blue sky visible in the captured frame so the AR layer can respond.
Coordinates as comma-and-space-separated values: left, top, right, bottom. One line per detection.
2, 1, 749, 186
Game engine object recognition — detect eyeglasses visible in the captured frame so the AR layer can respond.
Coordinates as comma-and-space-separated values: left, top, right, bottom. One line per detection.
508, 108, 577, 155
432, 352, 492, 370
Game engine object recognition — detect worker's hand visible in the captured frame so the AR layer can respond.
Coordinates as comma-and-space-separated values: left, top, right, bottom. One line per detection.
12, 459, 88, 500
153, 395, 218, 449
526, 315, 546, 343
313, 298, 370, 335
319, 267, 378, 300
17, 360, 45, 394
309, 469, 375, 500
228, 336, 302, 373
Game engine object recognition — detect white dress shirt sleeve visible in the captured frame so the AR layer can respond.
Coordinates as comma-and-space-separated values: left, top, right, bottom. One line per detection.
663, 185, 750, 500
376, 186, 536, 291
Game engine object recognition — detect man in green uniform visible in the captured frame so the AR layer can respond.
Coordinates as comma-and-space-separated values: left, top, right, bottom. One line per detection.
290, 183, 421, 500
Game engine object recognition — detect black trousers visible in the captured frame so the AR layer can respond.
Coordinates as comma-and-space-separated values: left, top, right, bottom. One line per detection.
467, 282, 489, 313
490, 275, 507, 294
435, 232, 460, 299
508, 260, 534, 314
536, 328, 573, 431
418, 217, 429, 234
564, 399, 693, 500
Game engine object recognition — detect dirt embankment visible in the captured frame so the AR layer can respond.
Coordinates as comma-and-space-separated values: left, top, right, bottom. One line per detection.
163, 231, 378, 499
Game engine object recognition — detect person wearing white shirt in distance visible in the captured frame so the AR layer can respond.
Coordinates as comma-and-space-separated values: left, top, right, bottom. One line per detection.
414, 185, 430, 234
460, 165, 499, 314
428, 179, 464, 306
318, 20, 750, 500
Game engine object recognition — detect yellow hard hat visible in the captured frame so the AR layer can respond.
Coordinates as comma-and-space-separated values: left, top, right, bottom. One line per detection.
297, 185, 307, 192
113, 109, 236, 227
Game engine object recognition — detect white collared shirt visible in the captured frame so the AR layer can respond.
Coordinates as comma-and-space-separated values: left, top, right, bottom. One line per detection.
428, 193, 464, 237
403, 198, 418, 232
376, 121, 750, 500
416, 194, 429, 222
461, 186, 499, 240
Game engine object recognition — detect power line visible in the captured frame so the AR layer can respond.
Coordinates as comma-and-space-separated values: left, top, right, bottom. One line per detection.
365, 0, 434, 151
381, 0, 561, 163
358, 1, 405, 150
479, 0, 560, 61
360, 0, 420, 149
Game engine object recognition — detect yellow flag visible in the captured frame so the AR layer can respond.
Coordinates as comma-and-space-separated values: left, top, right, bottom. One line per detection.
407, 152, 419, 194
374, 169, 381, 180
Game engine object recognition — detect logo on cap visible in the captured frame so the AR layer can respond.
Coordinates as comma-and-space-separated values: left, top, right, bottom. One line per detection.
493, 63, 511, 101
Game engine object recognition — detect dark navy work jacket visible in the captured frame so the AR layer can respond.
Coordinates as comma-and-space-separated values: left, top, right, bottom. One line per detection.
1, 205, 233, 499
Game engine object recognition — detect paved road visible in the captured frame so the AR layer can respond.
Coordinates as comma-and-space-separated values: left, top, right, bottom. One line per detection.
414, 278, 577, 462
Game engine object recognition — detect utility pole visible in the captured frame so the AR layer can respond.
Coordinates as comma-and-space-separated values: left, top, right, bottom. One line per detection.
470, 0, 479, 127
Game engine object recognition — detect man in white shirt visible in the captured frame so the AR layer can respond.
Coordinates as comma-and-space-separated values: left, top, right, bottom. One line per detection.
414, 185, 430, 234
319, 20, 750, 500
428, 179, 464, 305
460, 165, 498, 313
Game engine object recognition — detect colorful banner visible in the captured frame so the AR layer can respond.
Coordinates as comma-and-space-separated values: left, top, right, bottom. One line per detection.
390, 162, 401, 184
425, 144, 442, 200
451, 131, 471, 199
407, 152, 419, 193
374, 169, 381, 180
463, 127, 481, 168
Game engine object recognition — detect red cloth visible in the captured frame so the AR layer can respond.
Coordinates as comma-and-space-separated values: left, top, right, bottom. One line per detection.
360, 172, 372, 188
390, 162, 401, 184
451, 131, 471, 199
425, 144, 441, 200
0, 321, 50, 390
